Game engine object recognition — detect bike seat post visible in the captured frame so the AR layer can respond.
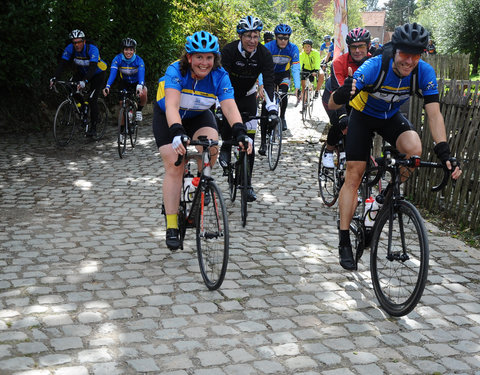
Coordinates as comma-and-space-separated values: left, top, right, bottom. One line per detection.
202, 146, 212, 178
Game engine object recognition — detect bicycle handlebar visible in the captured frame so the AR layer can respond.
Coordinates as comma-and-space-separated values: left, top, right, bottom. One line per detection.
174, 135, 219, 167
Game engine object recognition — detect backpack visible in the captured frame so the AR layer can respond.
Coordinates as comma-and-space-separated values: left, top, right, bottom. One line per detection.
364, 42, 422, 97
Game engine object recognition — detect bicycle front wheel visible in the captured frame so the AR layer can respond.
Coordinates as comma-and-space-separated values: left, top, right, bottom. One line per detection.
53, 100, 76, 147
308, 88, 314, 120
318, 143, 338, 206
239, 152, 249, 227
129, 106, 138, 148
370, 200, 429, 317
196, 180, 229, 290
267, 120, 282, 171
117, 108, 127, 158
93, 98, 108, 141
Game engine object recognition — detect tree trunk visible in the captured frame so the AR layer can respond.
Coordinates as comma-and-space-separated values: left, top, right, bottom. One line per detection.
471, 51, 480, 75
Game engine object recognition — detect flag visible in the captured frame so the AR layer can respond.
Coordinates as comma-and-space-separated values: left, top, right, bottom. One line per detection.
333, 0, 348, 59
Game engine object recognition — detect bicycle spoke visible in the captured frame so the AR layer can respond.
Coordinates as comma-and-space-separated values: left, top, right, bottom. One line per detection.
53, 100, 76, 147
267, 121, 282, 170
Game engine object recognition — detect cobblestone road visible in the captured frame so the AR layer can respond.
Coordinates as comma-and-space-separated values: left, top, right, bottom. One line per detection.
1, 101, 480, 375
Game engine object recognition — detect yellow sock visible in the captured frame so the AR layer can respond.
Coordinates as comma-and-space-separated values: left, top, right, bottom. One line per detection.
166, 214, 178, 229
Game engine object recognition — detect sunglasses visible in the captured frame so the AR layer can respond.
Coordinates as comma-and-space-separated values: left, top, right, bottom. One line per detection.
397, 51, 422, 62
277, 36, 290, 41
349, 44, 367, 51
72, 40, 84, 45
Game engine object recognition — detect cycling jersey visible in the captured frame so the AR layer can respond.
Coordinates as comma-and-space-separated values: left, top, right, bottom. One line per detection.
220, 40, 276, 111
156, 60, 234, 119
60, 43, 107, 78
264, 40, 301, 89
351, 55, 438, 119
105, 53, 146, 88
331, 52, 369, 90
300, 49, 321, 71
320, 42, 334, 53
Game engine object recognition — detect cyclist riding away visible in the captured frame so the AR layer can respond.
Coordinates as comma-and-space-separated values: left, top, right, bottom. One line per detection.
153, 30, 251, 251
299, 39, 323, 108
103, 38, 147, 122
218, 16, 278, 202
50, 29, 107, 137
321, 27, 372, 168
261, 23, 300, 134
329, 22, 462, 270
263, 31, 274, 44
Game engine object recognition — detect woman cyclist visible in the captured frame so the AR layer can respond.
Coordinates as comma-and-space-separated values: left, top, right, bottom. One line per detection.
103, 38, 147, 122
153, 31, 251, 251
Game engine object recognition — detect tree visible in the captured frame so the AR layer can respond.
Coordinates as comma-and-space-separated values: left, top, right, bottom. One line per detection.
365, 0, 380, 11
384, 0, 416, 31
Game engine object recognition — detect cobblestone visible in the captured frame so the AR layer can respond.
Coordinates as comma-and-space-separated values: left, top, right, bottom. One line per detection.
1, 103, 480, 374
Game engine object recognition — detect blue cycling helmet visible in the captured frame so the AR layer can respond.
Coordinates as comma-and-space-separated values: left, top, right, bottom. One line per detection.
274, 24, 292, 35
237, 16, 263, 34
185, 31, 219, 54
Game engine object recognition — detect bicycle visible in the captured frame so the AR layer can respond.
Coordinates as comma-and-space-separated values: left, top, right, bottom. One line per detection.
349, 146, 452, 316
300, 72, 316, 123
260, 92, 283, 171
166, 135, 229, 290
116, 89, 138, 158
52, 80, 108, 146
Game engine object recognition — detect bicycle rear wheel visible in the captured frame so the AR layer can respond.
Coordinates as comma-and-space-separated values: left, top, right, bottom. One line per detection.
196, 180, 229, 290
239, 152, 249, 227
117, 108, 128, 158
53, 100, 76, 147
318, 143, 339, 206
267, 120, 282, 171
93, 98, 108, 141
370, 200, 429, 317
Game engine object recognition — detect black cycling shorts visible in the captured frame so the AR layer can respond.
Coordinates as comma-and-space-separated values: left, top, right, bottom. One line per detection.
346, 109, 415, 162
152, 104, 218, 148
300, 70, 317, 82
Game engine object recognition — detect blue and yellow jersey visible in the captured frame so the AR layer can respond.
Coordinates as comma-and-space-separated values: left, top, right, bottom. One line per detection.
264, 40, 301, 88
61, 43, 107, 76
156, 61, 235, 119
351, 55, 438, 119
106, 53, 146, 88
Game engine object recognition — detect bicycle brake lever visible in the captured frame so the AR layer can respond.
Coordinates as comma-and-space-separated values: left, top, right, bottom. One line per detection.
174, 135, 190, 166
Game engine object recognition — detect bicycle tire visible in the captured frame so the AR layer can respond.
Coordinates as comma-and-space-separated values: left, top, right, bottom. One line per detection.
228, 163, 236, 202
301, 87, 308, 123
93, 98, 108, 141
53, 100, 76, 147
308, 87, 314, 120
370, 200, 429, 317
239, 152, 249, 227
117, 108, 128, 158
196, 180, 229, 290
267, 120, 282, 171
318, 143, 338, 206
129, 105, 138, 148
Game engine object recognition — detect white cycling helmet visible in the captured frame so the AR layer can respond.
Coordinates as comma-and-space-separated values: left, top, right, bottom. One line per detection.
69, 29, 85, 39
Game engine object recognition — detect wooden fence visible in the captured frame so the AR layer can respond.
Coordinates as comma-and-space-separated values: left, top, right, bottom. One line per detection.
423, 53, 470, 80
405, 78, 480, 232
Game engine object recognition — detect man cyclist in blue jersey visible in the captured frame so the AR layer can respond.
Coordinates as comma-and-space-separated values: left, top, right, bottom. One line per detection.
218, 16, 278, 202
103, 38, 147, 122
320, 35, 334, 66
50, 29, 107, 137
153, 31, 251, 250
259, 23, 300, 142
329, 22, 461, 270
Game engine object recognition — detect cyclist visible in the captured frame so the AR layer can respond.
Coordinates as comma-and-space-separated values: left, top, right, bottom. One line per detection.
321, 27, 372, 168
153, 31, 251, 251
261, 23, 300, 137
320, 34, 334, 65
299, 39, 323, 110
263, 31, 274, 44
329, 22, 462, 270
218, 16, 278, 202
50, 29, 107, 137
103, 38, 147, 122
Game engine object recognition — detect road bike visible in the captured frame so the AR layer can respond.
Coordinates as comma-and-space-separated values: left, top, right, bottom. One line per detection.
300, 71, 316, 123
166, 135, 229, 290
260, 92, 283, 171
52, 81, 108, 146
350, 146, 452, 316
116, 89, 138, 158
318, 137, 346, 206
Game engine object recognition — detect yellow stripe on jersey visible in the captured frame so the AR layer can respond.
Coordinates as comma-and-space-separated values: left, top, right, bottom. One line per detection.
97, 60, 107, 71
157, 80, 166, 102
181, 89, 217, 99
350, 91, 369, 112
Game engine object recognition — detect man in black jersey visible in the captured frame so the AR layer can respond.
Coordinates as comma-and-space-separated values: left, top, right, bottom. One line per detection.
218, 15, 278, 202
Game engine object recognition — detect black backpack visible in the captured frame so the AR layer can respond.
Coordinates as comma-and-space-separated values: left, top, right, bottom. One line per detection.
364, 42, 422, 97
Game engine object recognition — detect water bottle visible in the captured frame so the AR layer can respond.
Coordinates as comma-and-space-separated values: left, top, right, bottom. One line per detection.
364, 197, 375, 227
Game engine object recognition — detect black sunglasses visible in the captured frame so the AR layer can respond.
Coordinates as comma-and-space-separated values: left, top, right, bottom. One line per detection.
277, 36, 289, 41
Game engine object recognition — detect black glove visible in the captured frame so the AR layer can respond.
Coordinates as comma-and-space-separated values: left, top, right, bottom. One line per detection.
338, 114, 348, 131
332, 76, 354, 105
268, 110, 279, 125
169, 123, 186, 138
433, 141, 451, 165
232, 122, 248, 143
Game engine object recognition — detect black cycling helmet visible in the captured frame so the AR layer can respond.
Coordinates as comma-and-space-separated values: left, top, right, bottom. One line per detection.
392, 22, 428, 54
346, 28, 371, 45
264, 31, 274, 43
302, 39, 313, 46
122, 38, 137, 49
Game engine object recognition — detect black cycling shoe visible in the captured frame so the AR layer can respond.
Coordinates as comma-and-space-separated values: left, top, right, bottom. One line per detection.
339, 245, 356, 270
258, 144, 267, 156
166, 228, 181, 251
281, 118, 287, 131
246, 187, 257, 202
314, 91, 319, 99
219, 148, 230, 168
